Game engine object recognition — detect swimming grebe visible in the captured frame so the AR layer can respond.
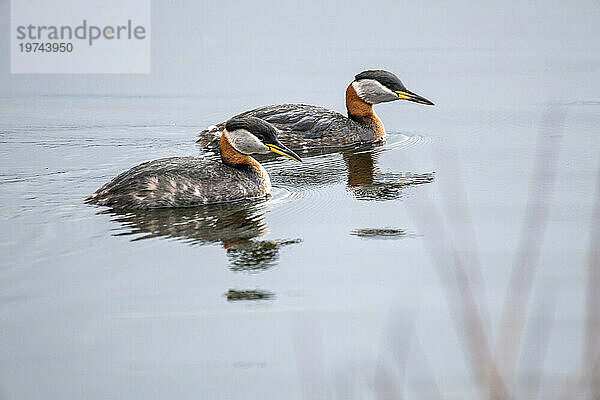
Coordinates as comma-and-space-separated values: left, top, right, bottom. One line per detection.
197, 70, 433, 152
87, 117, 301, 209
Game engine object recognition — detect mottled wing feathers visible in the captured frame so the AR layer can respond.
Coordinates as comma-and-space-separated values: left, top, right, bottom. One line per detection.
87, 157, 265, 209
196, 104, 370, 151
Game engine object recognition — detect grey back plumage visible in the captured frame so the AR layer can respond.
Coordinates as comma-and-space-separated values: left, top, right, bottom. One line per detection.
197, 103, 379, 152
86, 156, 269, 209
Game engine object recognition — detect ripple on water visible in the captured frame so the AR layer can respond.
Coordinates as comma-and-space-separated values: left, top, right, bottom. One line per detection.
264, 152, 349, 221
384, 132, 432, 151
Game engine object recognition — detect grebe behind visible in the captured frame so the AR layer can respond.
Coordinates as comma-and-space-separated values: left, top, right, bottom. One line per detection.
197, 70, 434, 152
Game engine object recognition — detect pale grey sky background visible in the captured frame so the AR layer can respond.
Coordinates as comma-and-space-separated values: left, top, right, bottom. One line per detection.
1, 0, 599, 101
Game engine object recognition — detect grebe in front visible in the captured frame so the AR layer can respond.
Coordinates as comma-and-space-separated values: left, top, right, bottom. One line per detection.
87, 117, 301, 210
197, 70, 434, 152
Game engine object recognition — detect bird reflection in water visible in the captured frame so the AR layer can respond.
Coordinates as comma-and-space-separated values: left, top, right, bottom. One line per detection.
342, 146, 434, 238
264, 140, 435, 239
265, 141, 434, 202
225, 289, 275, 301
350, 227, 417, 240
342, 146, 435, 201
102, 199, 301, 272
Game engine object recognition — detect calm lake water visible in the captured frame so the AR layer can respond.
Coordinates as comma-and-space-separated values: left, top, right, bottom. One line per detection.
1, 1, 600, 399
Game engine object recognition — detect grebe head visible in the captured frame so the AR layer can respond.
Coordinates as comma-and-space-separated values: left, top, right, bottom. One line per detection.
352, 70, 434, 106
224, 116, 302, 162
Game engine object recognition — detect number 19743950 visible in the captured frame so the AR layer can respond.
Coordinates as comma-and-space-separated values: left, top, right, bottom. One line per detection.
19, 42, 73, 52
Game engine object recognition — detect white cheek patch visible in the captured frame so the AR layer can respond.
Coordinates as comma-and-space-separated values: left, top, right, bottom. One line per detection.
224, 129, 270, 155
352, 79, 398, 104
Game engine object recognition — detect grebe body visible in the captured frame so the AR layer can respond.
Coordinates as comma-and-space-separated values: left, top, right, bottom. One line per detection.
87, 117, 301, 209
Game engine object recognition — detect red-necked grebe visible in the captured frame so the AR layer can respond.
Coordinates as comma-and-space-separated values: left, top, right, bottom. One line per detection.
197, 70, 434, 151
87, 117, 301, 209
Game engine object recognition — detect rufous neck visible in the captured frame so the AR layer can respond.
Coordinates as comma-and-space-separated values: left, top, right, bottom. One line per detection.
345, 84, 385, 140
220, 132, 260, 170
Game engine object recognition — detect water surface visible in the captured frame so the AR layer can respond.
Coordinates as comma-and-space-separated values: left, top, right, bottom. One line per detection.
1, 1, 600, 398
